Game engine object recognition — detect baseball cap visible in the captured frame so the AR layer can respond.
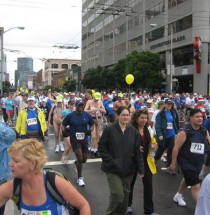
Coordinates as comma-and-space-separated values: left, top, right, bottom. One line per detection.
42, 98, 48, 103
27, 96, 36, 101
75, 100, 84, 106
157, 100, 165, 108
94, 92, 101, 100
198, 97, 204, 102
68, 100, 75, 105
118, 93, 123, 98
146, 99, 153, 103
165, 99, 173, 105
107, 94, 113, 99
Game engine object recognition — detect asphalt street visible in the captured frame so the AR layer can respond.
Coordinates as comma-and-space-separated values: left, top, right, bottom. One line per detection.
5, 127, 198, 215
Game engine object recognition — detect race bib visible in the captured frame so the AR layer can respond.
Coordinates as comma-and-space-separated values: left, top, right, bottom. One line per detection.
167, 122, 173, 130
76, 132, 85, 140
21, 209, 51, 215
109, 104, 113, 108
190, 142, 204, 154
27, 118, 38, 126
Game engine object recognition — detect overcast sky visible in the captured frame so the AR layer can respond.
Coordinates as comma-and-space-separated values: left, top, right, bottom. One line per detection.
0, 0, 82, 82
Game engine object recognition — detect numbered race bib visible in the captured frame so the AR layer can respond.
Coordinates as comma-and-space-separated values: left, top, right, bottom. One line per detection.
167, 122, 173, 130
76, 132, 85, 140
190, 142, 204, 154
21, 209, 51, 215
109, 104, 113, 108
27, 118, 38, 126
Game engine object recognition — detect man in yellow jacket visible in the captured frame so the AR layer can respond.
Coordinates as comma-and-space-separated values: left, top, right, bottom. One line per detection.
16, 96, 48, 141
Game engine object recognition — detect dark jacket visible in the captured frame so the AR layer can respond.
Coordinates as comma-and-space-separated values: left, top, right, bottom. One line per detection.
155, 108, 179, 146
98, 121, 144, 176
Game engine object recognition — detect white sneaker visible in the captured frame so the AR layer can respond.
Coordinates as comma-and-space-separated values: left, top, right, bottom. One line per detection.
126, 206, 133, 214
60, 143, 65, 152
161, 156, 167, 162
173, 193, 186, 206
77, 177, 85, 187
55, 145, 59, 153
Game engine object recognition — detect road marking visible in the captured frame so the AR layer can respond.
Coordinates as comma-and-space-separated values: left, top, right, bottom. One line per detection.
45, 158, 102, 166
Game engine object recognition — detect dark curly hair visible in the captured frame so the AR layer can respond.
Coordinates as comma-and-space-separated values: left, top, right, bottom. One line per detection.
131, 109, 149, 129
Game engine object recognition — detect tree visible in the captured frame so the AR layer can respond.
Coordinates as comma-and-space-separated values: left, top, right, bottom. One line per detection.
44, 85, 54, 91
63, 80, 77, 92
3, 81, 11, 93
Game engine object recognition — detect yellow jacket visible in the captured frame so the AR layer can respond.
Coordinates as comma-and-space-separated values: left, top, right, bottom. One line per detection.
16, 108, 47, 138
147, 126, 157, 174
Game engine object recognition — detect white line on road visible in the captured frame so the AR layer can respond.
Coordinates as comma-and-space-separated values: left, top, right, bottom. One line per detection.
45, 158, 102, 166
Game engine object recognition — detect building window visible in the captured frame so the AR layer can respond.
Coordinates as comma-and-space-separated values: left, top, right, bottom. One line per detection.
168, 0, 187, 8
62, 64, 68, 69
145, 1, 165, 21
173, 45, 193, 67
145, 27, 164, 43
51, 63, 58, 69
114, 43, 126, 54
169, 15, 192, 34
114, 23, 126, 37
128, 36, 143, 50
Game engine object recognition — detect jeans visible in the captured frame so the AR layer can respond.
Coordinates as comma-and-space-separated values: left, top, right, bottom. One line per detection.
106, 173, 132, 215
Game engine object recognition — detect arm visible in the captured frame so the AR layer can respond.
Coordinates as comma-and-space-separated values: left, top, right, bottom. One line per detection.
55, 176, 91, 215
99, 101, 106, 114
155, 112, 163, 140
0, 180, 13, 207
170, 131, 186, 171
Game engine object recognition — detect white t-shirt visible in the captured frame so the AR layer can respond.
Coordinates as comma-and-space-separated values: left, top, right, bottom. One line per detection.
151, 110, 160, 134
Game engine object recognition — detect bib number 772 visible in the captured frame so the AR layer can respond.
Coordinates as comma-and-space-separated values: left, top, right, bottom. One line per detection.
190, 142, 204, 154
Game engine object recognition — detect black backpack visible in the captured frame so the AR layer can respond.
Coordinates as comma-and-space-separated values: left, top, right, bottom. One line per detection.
12, 169, 79, 215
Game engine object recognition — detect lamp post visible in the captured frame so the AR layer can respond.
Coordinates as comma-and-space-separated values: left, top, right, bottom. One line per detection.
150, 24, 173, 94
0, 26, 25, 95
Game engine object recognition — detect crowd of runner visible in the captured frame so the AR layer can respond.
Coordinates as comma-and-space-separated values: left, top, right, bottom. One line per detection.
0, 88, 210, 214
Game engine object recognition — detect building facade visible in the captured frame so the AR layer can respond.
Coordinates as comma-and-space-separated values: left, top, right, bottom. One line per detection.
15, 57, 34, 88
43, 59, 81, 89
82, 0, 210, 94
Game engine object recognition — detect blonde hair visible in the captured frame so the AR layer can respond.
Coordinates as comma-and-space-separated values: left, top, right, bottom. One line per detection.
8, 139, 48, 173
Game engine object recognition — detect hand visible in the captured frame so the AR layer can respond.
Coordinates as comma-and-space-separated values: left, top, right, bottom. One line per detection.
85, 130, 92, 136
139, 174, 144, 178
62, 130, 69, 138
159, 136, 163, 141
140, 146, 144, 152
169, 163, 176, 172
44, 136, 48, 141
150, 143, 156, 150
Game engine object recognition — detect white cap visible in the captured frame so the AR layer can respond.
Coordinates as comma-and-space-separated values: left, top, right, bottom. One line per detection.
27, 96, 36, 101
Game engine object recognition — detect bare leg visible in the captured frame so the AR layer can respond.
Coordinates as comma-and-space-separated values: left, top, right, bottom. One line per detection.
191, 183, 200, 203
178, 178, 187, 195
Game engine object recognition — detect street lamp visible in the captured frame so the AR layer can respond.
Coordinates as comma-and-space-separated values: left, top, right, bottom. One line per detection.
150, 23, 173, 94
0, 26, 25, 95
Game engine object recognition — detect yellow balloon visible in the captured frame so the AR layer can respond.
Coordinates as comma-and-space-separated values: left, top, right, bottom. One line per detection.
125, 74, 134, 85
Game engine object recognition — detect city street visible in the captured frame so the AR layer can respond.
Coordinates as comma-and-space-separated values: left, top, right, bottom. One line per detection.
5, 128, 197, 215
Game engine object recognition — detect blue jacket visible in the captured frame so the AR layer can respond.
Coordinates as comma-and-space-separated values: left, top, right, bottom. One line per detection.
0, 122, 16, 184
155, 109, 179, 146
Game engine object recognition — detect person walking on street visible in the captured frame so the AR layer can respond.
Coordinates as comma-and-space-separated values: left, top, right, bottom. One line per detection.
127, 109, 158, 215
62, 100, 94, 187
155, 99, 179, 170
1, 93, 8, 123
15, 96, 48, 142
170, 109, 210, 206
98, 106, 144, 215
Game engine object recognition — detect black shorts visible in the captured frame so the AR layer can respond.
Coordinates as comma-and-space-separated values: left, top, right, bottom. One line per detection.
181, 169, 201, 186
70, 137, 88, 153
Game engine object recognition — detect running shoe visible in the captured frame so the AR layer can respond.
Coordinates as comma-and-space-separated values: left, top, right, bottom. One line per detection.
55, 145, 59, 153
60, 143, 65, 152
173, 193, 186, 206
94, 151, 100, 158
77, 177, 85, 187
161, 156, 167, 162
126, 207, 133, 214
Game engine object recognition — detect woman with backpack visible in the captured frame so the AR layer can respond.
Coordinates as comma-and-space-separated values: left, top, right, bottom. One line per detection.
0, 138, 91, 215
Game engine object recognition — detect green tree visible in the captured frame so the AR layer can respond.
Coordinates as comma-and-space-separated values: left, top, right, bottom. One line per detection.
44, 85, 55, 91
125, 51, 163, 90
63, 80, 77, 92
3, 81, 11, 93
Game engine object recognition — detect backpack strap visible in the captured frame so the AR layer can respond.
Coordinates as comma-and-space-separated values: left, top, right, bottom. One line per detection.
12, 178, 22, 210
45, 171, 66, 206
45, 170, 79, 215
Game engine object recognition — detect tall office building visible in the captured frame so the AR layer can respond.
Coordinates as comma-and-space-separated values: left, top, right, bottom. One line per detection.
15, 57, 34, 88
82, 0, 210, 93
